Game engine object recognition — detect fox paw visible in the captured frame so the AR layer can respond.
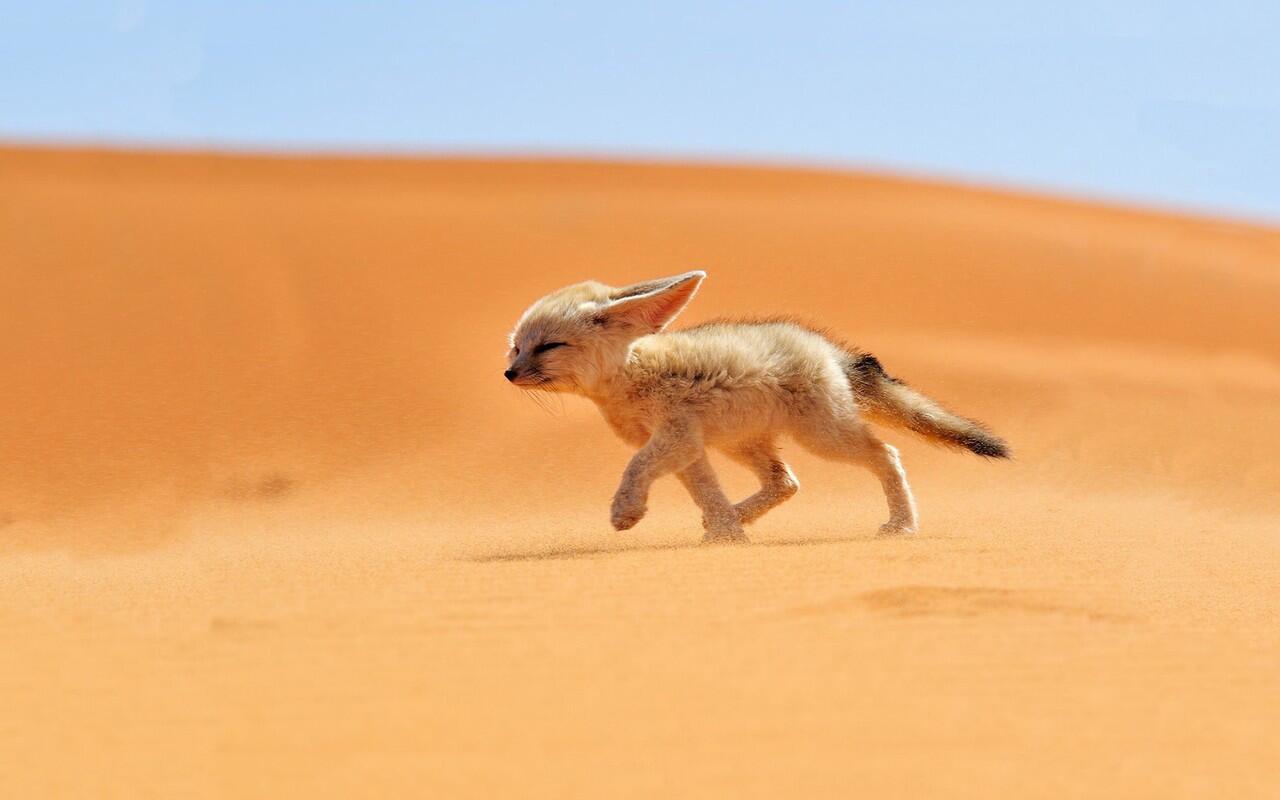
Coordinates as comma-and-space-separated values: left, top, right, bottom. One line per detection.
702, 527, 748, 545
878, 520, 918, 536
611, 496, 647, 531
701, 512, 747, 544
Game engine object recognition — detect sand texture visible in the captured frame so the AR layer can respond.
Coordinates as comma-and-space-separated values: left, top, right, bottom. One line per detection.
1, 147, 1278, 797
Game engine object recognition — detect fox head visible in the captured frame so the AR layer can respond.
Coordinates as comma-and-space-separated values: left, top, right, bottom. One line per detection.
505, 270, 705, 393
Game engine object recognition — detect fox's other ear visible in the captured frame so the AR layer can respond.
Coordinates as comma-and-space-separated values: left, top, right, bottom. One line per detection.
600, 271, 706, 332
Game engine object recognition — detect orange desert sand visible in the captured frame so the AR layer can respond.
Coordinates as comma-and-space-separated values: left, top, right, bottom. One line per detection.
1, 147, 1278, 798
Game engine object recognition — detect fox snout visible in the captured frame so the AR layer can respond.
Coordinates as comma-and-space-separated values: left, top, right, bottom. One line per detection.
503, 362, 543, 387
504, 365, 531, 385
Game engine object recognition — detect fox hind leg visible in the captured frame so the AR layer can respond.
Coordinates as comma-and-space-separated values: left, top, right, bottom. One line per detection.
863, 440, 918, 535
722, 439, 799, 525
794, 415, 918, 534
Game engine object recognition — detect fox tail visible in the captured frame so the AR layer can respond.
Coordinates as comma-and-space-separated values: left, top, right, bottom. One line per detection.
844, 353, 1009, 459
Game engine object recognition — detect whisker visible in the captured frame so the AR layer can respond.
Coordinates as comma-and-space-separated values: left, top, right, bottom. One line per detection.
527, 374, 564, 416
523, 384, 554, 416
521, 389, 547, 415
538, 388, 563, 416
528, 391, 549, 414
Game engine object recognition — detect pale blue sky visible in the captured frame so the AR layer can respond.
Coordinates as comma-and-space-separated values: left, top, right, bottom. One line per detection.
3, 2, 1278, 220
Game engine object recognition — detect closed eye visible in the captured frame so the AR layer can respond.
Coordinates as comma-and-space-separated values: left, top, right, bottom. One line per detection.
533, 342, 568, 355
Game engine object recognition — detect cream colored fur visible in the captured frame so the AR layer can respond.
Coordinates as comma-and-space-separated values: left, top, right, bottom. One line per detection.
506, 271, 1003, 542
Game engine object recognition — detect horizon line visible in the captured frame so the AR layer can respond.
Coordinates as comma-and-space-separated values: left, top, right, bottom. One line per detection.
4, 135, 1276, 230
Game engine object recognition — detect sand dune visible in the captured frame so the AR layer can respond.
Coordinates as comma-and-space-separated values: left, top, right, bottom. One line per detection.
1, 146, 1277, 797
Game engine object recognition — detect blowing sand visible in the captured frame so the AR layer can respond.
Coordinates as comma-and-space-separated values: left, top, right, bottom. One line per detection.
1, 147, 1277, 797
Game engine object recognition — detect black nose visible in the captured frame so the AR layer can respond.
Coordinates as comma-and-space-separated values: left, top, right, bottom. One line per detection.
504, 369, 518, 382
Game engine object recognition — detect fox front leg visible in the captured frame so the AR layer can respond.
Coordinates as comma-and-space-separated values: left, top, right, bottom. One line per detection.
610, 419, 701, 531
676, 456, 746, 543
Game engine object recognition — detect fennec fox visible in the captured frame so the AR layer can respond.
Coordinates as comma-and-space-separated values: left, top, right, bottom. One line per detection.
505, 271, 1007, 543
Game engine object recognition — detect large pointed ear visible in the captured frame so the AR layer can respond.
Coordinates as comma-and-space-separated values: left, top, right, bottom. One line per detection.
598, 271, 705, 332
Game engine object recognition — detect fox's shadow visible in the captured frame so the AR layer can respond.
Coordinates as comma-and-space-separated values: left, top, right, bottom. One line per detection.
466, 533, 885, 563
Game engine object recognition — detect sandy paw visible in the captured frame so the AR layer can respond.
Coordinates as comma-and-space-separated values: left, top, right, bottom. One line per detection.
878, 520, 918, 536
611, 497, 646, 531
702, 525, 749, 545
703, 532, 749, 545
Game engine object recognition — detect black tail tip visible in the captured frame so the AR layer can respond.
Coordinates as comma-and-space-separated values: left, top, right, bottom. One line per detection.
964, 436, 1011, 459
